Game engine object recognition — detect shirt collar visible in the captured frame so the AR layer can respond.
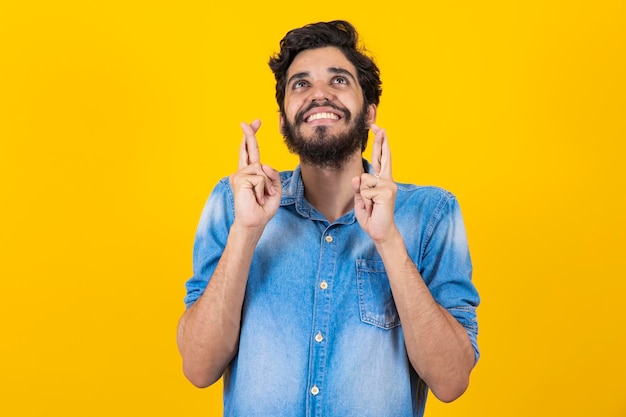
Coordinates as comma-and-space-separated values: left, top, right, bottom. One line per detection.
279, 159, 373, 224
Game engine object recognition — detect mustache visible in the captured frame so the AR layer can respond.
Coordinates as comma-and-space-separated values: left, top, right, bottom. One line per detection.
295, 101, 350, 124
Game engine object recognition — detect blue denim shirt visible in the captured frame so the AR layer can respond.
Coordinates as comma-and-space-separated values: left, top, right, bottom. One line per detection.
185, 162, 480, 417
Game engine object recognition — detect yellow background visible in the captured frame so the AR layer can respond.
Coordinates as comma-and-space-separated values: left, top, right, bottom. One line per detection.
1, 1, 625, 416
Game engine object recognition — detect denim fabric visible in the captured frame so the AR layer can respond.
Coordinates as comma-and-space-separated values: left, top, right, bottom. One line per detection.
184, 161, 480, 417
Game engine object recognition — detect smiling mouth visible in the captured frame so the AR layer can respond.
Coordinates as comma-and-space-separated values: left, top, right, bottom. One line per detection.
305, 112, 341, 122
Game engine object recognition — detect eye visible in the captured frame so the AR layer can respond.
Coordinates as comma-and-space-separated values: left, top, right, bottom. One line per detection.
293, 80, 309, 89
332, 76, 348, 85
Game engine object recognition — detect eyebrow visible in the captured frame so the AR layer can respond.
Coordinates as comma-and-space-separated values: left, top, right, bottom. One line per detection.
287, 67, 357, 86
328, 67, 357, 83
287, 71, 310, 86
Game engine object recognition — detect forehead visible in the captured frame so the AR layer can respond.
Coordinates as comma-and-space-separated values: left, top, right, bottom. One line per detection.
287, 46, 357, 78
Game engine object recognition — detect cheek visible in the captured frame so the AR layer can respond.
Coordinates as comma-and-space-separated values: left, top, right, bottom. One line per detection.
285, 100, 302, 121
346, 94, 364, 111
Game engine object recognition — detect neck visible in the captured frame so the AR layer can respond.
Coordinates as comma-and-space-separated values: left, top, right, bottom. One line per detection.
300, 152, 365, 223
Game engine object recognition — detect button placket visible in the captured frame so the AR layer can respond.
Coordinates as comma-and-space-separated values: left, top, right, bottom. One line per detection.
307, 227, 338, 413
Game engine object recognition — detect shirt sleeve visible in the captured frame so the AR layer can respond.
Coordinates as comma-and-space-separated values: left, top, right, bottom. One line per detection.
420, 192, 481, 363
184, 178, 235, 309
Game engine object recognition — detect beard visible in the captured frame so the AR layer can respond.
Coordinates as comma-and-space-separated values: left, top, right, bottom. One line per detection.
281, 102, 369, 170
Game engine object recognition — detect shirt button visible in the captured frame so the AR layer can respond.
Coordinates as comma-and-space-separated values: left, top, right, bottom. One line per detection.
315, 332, 324, 343
311, 386, 320, 396
319, 281, 328, 290
325, 235, 333, 243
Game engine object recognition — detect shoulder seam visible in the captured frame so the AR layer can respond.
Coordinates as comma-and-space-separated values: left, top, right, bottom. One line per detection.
421, 191, 456, 259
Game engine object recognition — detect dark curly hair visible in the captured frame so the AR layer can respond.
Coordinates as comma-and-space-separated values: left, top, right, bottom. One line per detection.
268, 20, 382, 113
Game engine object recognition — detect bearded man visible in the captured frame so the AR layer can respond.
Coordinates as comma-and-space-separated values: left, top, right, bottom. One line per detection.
177, 20, 480, 417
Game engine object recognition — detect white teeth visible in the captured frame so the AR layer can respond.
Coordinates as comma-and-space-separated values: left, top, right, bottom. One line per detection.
306, 112, 339, 122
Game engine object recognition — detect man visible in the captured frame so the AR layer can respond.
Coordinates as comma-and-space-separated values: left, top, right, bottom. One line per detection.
177, 20, 480, 417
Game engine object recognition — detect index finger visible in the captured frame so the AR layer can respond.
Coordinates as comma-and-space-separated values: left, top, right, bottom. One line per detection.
370, 124, 392, 179
238, 119, 262, 169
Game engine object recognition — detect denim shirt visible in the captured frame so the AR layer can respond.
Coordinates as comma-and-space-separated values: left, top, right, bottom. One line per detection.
184, 162, 480, 417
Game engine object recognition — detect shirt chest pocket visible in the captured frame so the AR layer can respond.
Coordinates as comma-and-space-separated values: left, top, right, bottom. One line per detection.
356, 259, 401, 330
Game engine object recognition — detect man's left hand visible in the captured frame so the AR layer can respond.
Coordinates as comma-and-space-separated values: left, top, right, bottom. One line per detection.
352, 124, 398, 244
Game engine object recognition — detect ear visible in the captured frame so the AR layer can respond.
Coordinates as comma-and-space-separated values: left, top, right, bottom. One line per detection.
366, 104, 377, 126
279, 113, 285, 131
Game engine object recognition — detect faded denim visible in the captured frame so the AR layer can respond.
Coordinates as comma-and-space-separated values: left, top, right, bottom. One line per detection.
184, 161, 480, 417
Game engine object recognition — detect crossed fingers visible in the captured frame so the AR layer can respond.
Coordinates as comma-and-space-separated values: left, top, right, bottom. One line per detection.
239, 119, 262, 169
236, 119, 279, 206
370, 123, 393, 184
351, 123, 397, 241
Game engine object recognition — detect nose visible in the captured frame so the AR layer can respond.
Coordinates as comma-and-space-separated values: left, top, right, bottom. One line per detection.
311, 81, 333, 102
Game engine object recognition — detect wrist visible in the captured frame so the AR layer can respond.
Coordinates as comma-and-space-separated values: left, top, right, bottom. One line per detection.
229, 221, 265, 248
374, 226, 404, 256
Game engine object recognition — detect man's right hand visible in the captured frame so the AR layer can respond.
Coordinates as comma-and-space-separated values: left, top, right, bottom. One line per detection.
229, 119, 282, 230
